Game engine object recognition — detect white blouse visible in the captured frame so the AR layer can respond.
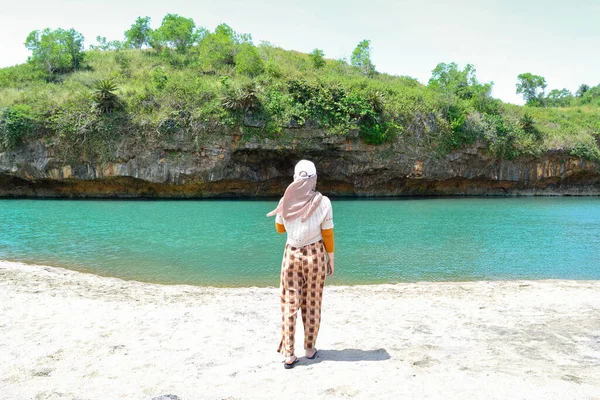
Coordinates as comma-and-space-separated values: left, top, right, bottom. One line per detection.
276, 196, 334, 248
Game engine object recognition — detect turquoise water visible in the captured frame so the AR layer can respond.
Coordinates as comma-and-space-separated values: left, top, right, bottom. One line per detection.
0, 198, 599, 286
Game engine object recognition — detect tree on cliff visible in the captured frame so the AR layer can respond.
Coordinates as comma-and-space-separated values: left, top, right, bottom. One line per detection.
546, 88, 573, 107
428, 62, 496, 116
90, 36, 124, 51
428, 62, 492, 100
578, 85, 600, 106
516, 73, 547, 107
575, 84, 590, 98
25, 28, 85, 75
196, 24, 255, 72
125, 16, 153, 49
310, 49, 326, 69
234, 43, 264, 77
150, 14, 200, 53
351, 40, 375, 76
196, 24, 236, 69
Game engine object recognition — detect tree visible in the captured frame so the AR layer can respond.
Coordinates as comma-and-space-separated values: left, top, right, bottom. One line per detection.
151, 14, 198, 53
575, 84, 590, 98
25, 28, 85, 75
63, 29, 85, 70
428, 62, 495, 113
309, 49, 325, 69
579, 84, 600, 105
234, 43, 264, 77
196, 24, 250, 70
125, 16, 152, 49
351, 40, 375, 76
516, 73, 547, 106
90, 36, 124, 51
428, 62, 488, 100
546, 88, 573, 107
198, 23, 236, 66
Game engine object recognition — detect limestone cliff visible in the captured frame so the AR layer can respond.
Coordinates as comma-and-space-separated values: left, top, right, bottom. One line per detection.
1, 128, 599, 197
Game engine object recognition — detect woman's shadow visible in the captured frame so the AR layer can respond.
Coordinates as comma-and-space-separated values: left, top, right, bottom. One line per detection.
304, 348, 390, 365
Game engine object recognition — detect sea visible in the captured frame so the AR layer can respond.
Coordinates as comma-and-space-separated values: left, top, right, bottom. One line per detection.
1, 198, 599, 286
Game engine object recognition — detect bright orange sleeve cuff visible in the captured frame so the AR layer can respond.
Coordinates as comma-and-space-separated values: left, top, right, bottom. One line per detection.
276, 222, 286, 234
321, 228, 334, 253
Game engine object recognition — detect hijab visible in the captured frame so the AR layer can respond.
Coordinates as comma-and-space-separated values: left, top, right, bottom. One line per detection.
266, 160, 323, 222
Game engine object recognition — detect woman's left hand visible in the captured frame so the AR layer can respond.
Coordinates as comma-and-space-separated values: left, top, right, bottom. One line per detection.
326, 253, 334, 277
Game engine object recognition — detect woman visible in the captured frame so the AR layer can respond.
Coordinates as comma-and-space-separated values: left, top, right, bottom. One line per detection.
267, 160, 335, 369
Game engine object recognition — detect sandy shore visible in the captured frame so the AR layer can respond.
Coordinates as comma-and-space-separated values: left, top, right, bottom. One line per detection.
1, 261, 599, 400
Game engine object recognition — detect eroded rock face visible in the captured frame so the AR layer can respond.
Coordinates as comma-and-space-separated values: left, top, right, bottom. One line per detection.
1, 129, 599, 197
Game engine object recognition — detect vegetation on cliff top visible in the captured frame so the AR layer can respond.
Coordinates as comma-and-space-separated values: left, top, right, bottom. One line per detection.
1, 14, 599, 164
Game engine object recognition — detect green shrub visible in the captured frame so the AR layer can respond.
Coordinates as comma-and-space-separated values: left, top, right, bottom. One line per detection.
287, 79, 350, 128
570, 141, 600, 163
0, 64, 47, 89
360, 119, 402, 145
114, 51, 131, 77
519, 112, 542, 141
438, 104, 478, 151
151, 67, 168, 89
50, 95, 129, 163
482, 114, 544, 160
222, 82, 260, 114
261, 87, 304, 132
0, 105, 40, 149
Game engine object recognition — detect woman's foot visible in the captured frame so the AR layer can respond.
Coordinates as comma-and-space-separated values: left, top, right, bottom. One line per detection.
284, 355, 299, 369
305, 348, 318, 359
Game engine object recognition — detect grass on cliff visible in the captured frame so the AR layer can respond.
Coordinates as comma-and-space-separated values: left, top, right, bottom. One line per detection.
1, 29, 599, 165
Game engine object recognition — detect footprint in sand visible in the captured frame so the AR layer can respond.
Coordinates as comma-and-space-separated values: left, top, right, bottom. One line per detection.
412, 356, 440, 367
322, 386, 361, 397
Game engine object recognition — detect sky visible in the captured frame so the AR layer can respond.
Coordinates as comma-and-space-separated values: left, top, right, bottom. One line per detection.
0, 0, 599, 104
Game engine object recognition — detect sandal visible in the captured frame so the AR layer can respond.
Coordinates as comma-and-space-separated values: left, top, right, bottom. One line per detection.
283, 357, 299, 369
306, 349, 318, 360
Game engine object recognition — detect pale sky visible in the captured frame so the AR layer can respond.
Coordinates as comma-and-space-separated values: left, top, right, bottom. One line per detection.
1, 0, 599, 104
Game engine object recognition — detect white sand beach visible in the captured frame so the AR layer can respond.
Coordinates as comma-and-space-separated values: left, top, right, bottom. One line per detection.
1, 260, 599, 400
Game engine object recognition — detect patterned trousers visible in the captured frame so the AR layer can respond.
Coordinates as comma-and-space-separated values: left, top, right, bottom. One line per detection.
277, 240, 327, 357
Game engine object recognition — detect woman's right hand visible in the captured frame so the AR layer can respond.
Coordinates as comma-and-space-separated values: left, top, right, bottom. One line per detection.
326, 253, 334, 277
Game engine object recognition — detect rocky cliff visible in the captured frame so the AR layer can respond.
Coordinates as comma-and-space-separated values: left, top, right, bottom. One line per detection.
1, 128, 599, 197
